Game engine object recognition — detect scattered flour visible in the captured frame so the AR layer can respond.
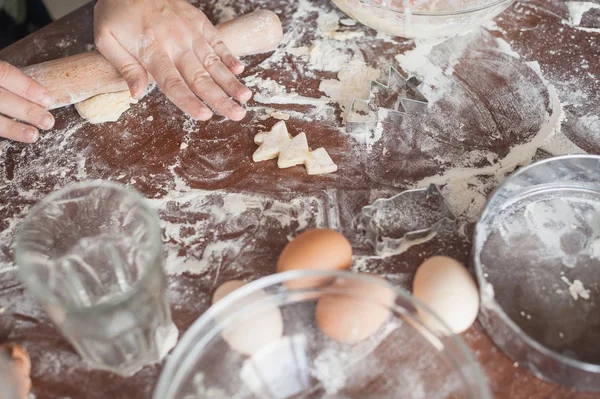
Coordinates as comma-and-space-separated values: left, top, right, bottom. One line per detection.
311, 321, 399, 395
498, 197, 600, 264
247, 77, 329, 109
396, 35, 570, 221
394, 36, 452, 104
308, 41, 353, 72
266, 109, 291, 120
566, 1, 600, 26
148, 178, 335, 275
213, 4, 237, 24
242, 0, 391, 144
0, 119, 87, 270
4, 0, 599, 396
319, 63, 382, 124
495, 37, 521, 59
563, 1, 600, 33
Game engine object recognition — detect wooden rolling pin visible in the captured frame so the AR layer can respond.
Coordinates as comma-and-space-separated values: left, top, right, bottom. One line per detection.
21, 10, 283, 109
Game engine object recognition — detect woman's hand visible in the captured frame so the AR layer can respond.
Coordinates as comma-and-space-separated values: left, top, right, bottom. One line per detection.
94, 0, 252, 122
0, 61, 54, 143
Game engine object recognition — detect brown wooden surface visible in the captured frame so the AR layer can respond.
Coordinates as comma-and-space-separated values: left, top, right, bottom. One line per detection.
0, 0, 599, 398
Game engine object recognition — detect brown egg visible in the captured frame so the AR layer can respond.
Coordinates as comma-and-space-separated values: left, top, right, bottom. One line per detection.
277, 229, 353, 289
212, 280, 246, 304
212, 280, 283, 356
1, 343, 32, 399
315, 274, 394, 344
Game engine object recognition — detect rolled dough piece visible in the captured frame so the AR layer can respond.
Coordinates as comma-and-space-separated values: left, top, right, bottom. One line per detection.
253, 121, 338, 175
74, 90, 137, 124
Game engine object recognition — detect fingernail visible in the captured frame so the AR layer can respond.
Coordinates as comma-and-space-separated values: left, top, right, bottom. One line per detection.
23, 127, 39, 143
239, 89, 252, 102
40, 93, 54, 108
39, 114, 55, 129
231, 105, 246, 121
131, 80, 145, 99
232, 59, 244, 72
198, 110, 213, 121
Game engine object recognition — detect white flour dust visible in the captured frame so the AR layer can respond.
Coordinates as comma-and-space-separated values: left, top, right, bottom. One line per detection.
239, 0, 588, 223
247, 76, 330, 110
0, 119, 88, 270
319, 63, 382, 124
564, 1, 600, 32
479, 194, 600, 312
498, 197, 600, 266
213, 4, 236, 24
4, 0, 600, 395
241, 0, 394, 148
311, 320, 399, 395
148, 165, 339, 276
396, 36, 571, 221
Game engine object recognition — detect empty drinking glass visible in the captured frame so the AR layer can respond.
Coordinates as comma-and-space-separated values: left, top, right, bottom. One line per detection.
0, 352, 21, 399
15, 180, 178, 376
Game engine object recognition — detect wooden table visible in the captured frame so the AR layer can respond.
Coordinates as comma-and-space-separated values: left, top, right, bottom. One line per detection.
1, 0, 599, 398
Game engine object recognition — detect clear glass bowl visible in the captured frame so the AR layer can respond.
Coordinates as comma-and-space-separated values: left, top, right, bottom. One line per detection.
331, 0, 515, 38
154, 271, 491, 398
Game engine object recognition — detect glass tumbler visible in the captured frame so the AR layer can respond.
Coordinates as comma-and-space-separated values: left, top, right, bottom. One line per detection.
15, 180, 178, 376
0, 353, 20, 399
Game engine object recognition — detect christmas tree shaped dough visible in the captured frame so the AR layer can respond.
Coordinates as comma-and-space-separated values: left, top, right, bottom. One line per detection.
305, 148, 338, 175
253, 121, 337, 175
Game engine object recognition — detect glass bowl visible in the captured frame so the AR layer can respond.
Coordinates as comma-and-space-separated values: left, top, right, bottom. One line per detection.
154, 271, 491, 398
331, 0, 515, 38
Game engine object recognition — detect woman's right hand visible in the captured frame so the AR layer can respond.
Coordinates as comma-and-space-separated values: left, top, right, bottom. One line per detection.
0, 61, 55, 143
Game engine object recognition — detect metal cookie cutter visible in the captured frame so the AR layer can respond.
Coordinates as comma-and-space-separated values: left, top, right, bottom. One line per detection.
347, 66, 428, 135
356, 184, 456, 256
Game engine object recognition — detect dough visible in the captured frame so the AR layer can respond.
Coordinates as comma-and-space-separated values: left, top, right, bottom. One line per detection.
75, 90, 137, 124
304, 147, 338, 175
253, 120, 338, 175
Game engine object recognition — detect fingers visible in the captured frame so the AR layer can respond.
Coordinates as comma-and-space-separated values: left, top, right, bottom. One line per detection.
95, 32, 148, 99
176, 51, 246, 121
201, 23, 245, 75
0, 61, 53, 107
0, 115, 39, 143
0, 89, 55, 130
180, 2, 244, 75
141, 45, 213, 121
193, 40, 252, 104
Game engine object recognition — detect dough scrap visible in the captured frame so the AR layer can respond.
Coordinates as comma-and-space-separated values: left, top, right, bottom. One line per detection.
305, 147, 338, 175
75, 90, 137, 124
253, 120, 291, 162
253, 120, 337, 175
278, 132, 309, 168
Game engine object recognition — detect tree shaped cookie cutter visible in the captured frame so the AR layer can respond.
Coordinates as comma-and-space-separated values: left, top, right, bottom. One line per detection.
347, 66, 428, 135
356, 185, 456, 256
